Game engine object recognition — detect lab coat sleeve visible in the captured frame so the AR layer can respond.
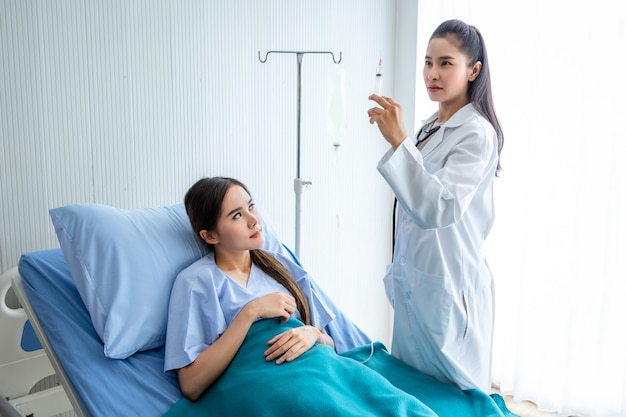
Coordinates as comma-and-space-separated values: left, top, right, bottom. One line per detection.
377, 122, 496, 229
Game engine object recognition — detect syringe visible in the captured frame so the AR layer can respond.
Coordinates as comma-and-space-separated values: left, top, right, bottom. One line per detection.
374, 59, 383, 95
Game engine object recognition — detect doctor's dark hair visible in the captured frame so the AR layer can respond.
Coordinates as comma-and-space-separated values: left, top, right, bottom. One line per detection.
184, 177, 311, 325
431, 19, 504, 175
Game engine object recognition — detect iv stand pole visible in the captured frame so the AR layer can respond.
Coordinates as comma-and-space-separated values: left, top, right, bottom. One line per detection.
258, 50, 342, 259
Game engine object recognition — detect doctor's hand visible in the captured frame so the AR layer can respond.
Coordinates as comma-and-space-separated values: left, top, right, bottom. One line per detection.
367, 94, 408, 150
264, 325, 317, 365
245, 292, 296, 324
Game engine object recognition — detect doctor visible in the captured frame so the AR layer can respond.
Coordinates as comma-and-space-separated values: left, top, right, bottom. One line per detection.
367, 19, 504, 392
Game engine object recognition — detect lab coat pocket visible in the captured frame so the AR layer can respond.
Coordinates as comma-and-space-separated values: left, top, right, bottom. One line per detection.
402, 266, 462, 346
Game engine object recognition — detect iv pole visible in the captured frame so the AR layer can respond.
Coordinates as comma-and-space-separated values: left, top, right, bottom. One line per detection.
258, 50, 342, 259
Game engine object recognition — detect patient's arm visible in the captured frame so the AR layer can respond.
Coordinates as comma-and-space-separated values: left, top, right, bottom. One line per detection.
178, 292, 296, 401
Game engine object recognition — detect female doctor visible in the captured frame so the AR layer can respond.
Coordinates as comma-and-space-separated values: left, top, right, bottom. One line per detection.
367, 19, 504, 392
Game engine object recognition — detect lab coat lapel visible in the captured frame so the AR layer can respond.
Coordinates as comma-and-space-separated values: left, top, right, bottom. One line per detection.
420, 131, 445, 157
420, 104, 476, 158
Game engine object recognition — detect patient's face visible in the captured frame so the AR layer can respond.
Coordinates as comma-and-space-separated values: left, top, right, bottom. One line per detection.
212, 185, 264, 253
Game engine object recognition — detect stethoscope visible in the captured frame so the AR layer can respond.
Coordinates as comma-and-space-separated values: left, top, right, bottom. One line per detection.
415, 124, 441, 148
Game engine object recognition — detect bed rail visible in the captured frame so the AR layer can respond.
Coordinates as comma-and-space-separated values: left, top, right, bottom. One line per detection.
1, 267, 74, 417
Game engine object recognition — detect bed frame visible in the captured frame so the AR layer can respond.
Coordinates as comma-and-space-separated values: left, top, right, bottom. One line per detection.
0, 266, 75, 417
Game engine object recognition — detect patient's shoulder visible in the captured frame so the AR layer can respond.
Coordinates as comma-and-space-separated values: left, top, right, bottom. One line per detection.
173, 254, 220, 289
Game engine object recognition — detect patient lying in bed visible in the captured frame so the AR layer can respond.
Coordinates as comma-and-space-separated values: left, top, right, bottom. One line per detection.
165, 177, 339, 400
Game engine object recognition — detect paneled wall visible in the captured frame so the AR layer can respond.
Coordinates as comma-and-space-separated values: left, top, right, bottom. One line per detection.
1, 0, 418, 343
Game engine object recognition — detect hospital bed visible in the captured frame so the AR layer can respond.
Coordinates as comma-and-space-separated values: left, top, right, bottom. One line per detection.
1, 203, 516, 417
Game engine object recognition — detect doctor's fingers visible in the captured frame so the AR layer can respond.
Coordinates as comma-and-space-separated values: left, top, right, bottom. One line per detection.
367, 106, 382, 124
371, 107, 404, 131
368, 105, 397, 126
368, 98, 402, 119
368, 94, 397, 109
381, 100, 404, 122
383, 96, 400, 106
368, 93, 384, 108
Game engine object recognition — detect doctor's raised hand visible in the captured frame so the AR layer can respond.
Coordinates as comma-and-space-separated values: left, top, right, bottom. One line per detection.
367, 94, 408, 150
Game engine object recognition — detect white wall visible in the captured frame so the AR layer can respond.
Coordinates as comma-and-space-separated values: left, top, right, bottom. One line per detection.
1, 0, 419, 344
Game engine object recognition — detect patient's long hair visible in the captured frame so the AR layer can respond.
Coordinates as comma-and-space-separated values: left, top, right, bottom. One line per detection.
184, 177, 311, 325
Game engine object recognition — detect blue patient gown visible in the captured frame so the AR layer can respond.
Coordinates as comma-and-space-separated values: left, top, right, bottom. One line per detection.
164, 251, 336, 372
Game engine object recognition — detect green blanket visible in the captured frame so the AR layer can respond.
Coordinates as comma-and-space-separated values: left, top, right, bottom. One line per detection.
163, 318, 516, 417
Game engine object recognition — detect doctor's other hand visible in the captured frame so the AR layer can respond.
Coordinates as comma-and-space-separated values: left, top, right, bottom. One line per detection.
367, 94, 408, 150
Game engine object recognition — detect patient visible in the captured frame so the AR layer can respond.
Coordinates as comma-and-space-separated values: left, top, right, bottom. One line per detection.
164, 177, 336, 401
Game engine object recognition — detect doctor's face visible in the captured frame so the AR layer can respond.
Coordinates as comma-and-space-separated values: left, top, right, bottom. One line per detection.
423, 35, 480, 110
205, 185, 264, 253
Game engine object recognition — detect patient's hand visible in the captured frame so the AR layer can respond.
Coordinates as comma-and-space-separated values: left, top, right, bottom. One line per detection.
246, 292, 296, 324
264, 326, 317, 365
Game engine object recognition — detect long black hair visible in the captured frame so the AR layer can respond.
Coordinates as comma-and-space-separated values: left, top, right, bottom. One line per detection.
431, 19, 504, 175
184, 177, 311, 325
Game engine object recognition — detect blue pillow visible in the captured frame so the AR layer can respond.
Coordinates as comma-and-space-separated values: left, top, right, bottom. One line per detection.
49, 204, 208, 359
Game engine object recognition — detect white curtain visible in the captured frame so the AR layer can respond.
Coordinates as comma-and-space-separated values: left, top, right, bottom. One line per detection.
416, 2, 626, 416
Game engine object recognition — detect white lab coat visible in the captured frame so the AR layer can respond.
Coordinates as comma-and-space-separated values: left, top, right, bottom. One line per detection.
377, 103, 498, 392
